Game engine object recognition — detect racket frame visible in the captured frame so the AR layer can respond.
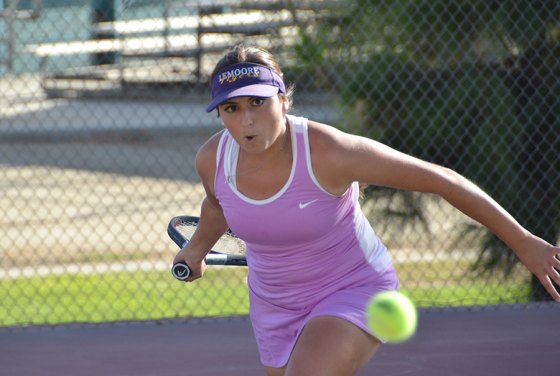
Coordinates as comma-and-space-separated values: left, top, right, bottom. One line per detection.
168, 216, 247, 280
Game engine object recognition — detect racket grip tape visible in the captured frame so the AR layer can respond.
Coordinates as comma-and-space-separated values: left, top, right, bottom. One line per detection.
171, 262, 191, 281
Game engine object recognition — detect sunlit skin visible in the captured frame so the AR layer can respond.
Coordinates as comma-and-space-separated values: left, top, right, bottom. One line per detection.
182, 93, 560, 305
218, 95, 288, 156
216, 95, 293, 200
173, 46, 560, 376
175, 94, 560, 376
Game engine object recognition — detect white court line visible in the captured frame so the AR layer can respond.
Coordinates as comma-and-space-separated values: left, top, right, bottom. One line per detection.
0, 260, 170, 279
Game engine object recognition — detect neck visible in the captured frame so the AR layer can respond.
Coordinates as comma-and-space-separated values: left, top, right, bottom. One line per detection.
237, 119, 291, 174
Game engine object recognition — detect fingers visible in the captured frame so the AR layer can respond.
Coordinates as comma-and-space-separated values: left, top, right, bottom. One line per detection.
553, 252, 560, 272
540, 275, 560, 303
541, 248, 560, 302
173, 247, 207, 282
548, 246, 560, 264
180, 267, 202, 283
171, 260, 204, 283
548, 247, 560, 282
185, 272, 202, 283
549, 257, 560, 300
182, 264, 205, 283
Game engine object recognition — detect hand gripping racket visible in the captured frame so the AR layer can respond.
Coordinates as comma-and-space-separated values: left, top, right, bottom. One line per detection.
168, 216, 247, 280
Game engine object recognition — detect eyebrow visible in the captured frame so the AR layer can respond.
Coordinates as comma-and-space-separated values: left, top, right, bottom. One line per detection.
219, 97, 266, 107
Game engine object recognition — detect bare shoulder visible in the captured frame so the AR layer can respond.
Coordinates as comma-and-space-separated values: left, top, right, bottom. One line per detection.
305, 119, 449, 194
308, 121, 378, 162
195, 130, 226, 190
196, 130, 223, 163
306, 120, 373, 153
306, 120, 359, 159
307, 120, 347, 145
305, 120, 363, 194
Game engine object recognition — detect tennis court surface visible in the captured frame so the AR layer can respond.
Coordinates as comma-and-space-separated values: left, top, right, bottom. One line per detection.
1, 303, 558, 376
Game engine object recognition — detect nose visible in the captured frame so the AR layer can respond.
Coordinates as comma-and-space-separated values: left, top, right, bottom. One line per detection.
242, 109, 254, 127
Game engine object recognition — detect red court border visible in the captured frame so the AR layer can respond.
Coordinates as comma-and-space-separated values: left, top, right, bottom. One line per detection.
1, 304, 558, 376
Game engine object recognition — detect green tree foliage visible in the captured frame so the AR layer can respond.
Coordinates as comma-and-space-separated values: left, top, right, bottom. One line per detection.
295, 0, 559, 299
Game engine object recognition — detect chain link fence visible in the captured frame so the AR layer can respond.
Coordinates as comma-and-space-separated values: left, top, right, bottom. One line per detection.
1, 0, 558, 327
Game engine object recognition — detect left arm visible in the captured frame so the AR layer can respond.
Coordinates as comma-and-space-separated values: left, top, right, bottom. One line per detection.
308, 121, 560, 301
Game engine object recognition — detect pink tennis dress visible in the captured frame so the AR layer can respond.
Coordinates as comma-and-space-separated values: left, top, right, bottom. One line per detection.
214, 115, 398, 367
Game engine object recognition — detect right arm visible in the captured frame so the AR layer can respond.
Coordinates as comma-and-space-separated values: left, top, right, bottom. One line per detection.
172, 131, 229, 281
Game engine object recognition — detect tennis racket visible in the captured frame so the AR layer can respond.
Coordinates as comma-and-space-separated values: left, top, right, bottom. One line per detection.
168, 216, 247, 281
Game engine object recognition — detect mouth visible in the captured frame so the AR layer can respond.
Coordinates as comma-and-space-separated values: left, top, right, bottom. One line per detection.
245, 135, 256, 142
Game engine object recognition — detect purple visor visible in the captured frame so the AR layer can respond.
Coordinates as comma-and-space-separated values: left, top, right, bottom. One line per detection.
206, 62, 286, 112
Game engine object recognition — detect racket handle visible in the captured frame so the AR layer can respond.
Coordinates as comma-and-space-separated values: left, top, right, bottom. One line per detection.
205, 254, 247, 266
172, 255, 248, 280
171, 262, 191, 280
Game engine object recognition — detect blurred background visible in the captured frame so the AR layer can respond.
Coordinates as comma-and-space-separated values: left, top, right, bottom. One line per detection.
1, 0, 558, 327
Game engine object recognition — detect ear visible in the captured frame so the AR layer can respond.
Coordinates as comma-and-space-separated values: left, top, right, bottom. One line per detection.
281, 95, 289, 114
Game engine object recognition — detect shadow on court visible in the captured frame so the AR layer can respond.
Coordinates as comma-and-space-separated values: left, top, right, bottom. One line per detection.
1, 304, 558, 376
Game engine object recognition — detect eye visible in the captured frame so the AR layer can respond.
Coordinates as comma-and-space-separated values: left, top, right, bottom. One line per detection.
251, 97, 266, 106
222, 104, 237, 113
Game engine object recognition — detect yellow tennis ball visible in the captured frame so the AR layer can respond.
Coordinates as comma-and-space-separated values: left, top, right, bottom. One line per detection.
367, 291, 417, 343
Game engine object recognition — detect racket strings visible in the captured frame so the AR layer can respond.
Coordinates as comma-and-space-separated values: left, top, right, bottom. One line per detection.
175, 222, 246, 255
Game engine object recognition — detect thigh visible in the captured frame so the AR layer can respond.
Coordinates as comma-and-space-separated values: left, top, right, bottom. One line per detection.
285, 316, 381, 376
265, 366, 286, 376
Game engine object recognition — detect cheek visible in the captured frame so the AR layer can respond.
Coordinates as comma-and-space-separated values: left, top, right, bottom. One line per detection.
266, 98, 286, 118
221, 118, 242, 137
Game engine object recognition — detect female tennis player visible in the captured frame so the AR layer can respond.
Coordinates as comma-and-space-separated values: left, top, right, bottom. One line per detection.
173, 44, 560, 376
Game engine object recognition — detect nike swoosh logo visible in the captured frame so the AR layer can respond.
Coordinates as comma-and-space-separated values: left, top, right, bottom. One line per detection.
299, 199, 318, 209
